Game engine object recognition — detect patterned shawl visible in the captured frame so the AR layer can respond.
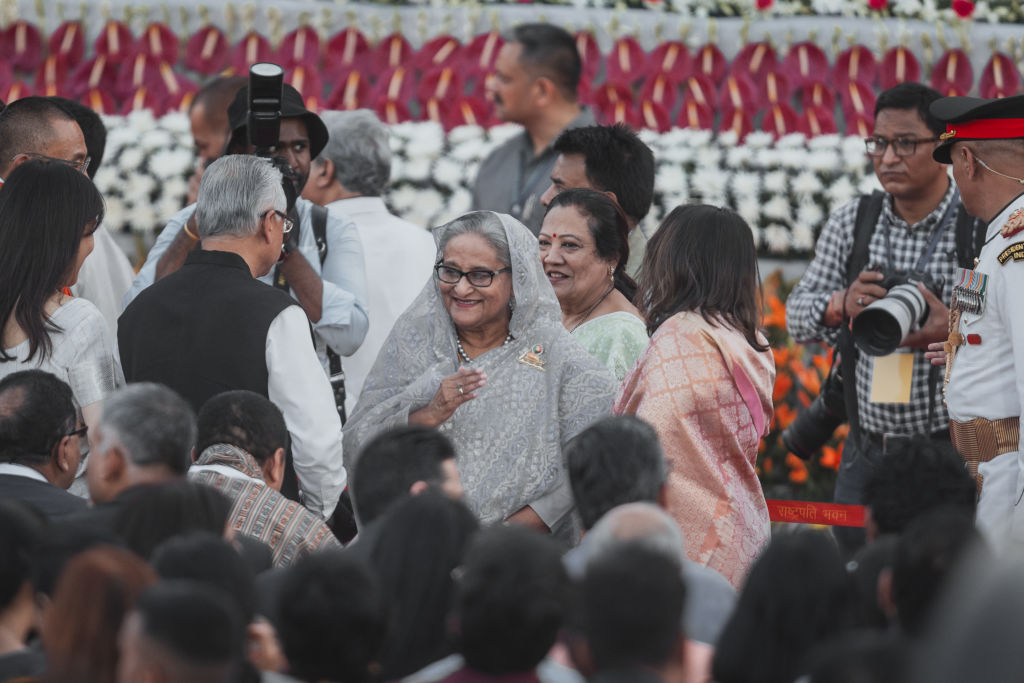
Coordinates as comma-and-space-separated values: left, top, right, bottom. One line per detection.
344, 212, 617, 529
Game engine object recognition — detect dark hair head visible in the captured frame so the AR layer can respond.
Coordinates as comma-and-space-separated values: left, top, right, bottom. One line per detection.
893, 508, 984, 636
43, 545, 157, 683
547, 188, 639, 301
863, 436, 976, 536
638, 204, 767, 351
152, 531, 256, 624
196, 390, 288, 465
510, 23, 581, 101
565, 415, 667, 530
582, 541, 685, 672
847, 534, 899, 630
804, 631, 909, 683
551, 124, 655, 223
875, 82, 944, 137
112, 481, 232, 560
0, 369, 77, 467
352, 425, 456, 526
135, 580, 246, 670
0, 500, 45, 610
49, 97, 106, 178
368, 490, 480, 680
278, 551, 388, 683
0, 96, 77, 176
30, 520, 123, 597
712, 531, 857, 683
190, 76, 247, 151
0, 160, 104, 362
456, 525, 569, 674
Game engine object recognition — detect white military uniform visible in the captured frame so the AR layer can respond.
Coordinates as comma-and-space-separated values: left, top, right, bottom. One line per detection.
946, 191, 1024, 549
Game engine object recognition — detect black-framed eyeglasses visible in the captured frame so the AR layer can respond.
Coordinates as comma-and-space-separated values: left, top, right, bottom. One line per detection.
435, 263, 511, 288
62, 419, 89, 464
864, 136, 939, 158
18, 152, 92, 174
65, 425, 88, 439
261, 209, 294, 234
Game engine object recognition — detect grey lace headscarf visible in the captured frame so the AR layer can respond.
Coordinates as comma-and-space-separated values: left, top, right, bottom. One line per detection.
344, 212, 617, 531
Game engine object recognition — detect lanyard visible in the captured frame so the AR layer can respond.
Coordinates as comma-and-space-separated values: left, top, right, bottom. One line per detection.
882, 188, 959, 273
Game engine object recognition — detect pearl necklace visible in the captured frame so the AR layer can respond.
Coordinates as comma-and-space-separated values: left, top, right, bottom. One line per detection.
457, 332, 513, 363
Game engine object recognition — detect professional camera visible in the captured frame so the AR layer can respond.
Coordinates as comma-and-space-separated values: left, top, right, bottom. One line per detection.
851, 267, 943, 356
246, 62, 299, 212
781, 361, 847, 460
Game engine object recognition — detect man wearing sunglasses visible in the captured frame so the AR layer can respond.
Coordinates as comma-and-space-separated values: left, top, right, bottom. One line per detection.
0, 369, 89, 520
787, 83, 984, 555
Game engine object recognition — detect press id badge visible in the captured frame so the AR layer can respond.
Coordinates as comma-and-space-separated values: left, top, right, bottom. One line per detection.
869, 351, 914, 404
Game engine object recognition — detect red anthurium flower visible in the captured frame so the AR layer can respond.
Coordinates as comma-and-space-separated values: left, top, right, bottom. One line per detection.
868, 0, 888, 10
952, 0, 975, 17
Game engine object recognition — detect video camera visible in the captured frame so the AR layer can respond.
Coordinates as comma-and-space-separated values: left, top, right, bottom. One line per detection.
246, 62, 299, 212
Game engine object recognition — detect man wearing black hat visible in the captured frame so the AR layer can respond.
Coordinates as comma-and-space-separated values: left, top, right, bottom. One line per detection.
123, 82, 369, 375
930, 93, 1024, 549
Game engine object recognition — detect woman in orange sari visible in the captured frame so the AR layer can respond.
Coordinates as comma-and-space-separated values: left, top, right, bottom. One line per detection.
614, 204, 775, 588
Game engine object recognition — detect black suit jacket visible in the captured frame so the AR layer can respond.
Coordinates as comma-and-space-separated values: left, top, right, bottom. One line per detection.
0, 474, 87, 520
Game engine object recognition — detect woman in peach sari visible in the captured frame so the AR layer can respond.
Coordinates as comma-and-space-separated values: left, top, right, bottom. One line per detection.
614, 204, 775, 588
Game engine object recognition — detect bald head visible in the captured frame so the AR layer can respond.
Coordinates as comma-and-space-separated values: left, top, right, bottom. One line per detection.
0, 97, 87, 178
585, 503, 686, 568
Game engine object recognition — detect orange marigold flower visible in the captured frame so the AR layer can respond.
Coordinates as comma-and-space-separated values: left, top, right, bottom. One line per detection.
786, 453, 808, 483
772, 373, 793, 403
773, 347, 791, 367
820, 445, 841, 470
775, 403, 797, 430
764, 295, 787, 329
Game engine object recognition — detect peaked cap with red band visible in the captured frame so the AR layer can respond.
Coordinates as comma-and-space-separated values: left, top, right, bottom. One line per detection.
930, 94, 1024, 164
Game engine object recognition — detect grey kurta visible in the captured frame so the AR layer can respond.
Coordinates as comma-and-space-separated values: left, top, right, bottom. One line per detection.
344, 212, 617, 533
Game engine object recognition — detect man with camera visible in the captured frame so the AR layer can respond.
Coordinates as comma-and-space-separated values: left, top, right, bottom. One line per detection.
787, 83, 984, 553
930, 93, 1024, 549
123, 76, 369, 383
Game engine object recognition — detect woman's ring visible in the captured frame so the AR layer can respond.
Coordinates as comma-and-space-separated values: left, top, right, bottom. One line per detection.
858, 296, 865, 306
458, 385, 464, 395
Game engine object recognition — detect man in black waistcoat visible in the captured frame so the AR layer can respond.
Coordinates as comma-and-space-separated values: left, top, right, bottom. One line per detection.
118, 155, 345, 519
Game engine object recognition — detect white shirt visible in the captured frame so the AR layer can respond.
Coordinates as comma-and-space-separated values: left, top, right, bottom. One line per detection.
326, 197, 436, 416
70, 225, 135, 339
266, 305, 347, 519
0, 463, 48, 483
946, 191, 1024, 548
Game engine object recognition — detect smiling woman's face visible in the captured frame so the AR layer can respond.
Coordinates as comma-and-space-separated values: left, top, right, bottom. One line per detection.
439, 232, 513, 336
539, 205, 616, 313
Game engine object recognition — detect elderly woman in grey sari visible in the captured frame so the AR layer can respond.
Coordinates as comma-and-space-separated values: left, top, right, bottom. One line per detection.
344, 211, 617, 536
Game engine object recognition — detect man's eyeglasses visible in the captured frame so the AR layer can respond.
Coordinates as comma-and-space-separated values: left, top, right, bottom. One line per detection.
261, 209, 294, 234
17, 152, 91, 174
63, 420, 89, 463
435, 263, 511, 288
864, 136, 939, 158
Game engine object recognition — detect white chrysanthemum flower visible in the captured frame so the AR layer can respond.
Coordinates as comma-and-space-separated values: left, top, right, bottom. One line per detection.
126, 109, 157, 133
128, 203, 160, 235
763, 224, 792, 254
811, 0, 845, 12
778, 148, 811, 170
792, 171, 823, 198
808, 134, 842, 151
487, 123, 523, 145
159, 112, 191, 135
655, 164, 688, 196
408, 189, 444, 227
102, 197, 128, 232
149, 149, 194, 179
695, 146, 723, 169
126, 174, 157, 200
743, 131, 774, 150
841, 135, 870, 173
730, 172, 761, 201
450, 138, 487, 163
762, 195, 792, 221
858, 174, 884, 194
726, 145, 754, 168
403, 158, 432, 183
390, 185, 421, 213
447, 125, 485, 145
405, 123, 445, 160
433, 158, 464, 190
736, 197, 762, 227
791, 221, 816, 251
118, 147, 145, 172
796, 202, 825, 229
157, 196, 184, 222
755, 148, 781, 169
763, 170, 788, 194
716, 130, 740, 148
390, 157, 406, 183
826, 176, 857, 210
162, 178, 189, 205
776, 133, 807, 149
448, 188, 473, 217
93, 167, 121, 196
807, 150, 840, 172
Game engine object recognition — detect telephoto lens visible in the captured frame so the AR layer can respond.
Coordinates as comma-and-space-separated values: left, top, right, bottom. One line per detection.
781, 367, 847, 460
851, 283, 929, 356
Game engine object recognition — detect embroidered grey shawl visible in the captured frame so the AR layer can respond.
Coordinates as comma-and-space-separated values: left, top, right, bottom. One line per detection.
343, 212, 617, 529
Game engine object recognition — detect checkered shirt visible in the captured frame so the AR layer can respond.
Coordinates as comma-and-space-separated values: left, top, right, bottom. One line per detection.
786, 183, 960, 436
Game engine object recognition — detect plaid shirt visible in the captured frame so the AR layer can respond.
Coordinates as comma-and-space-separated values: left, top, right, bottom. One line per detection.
786, 182, 960, 436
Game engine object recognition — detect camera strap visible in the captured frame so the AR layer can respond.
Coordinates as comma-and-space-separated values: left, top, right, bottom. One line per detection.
881, 188, 959, 274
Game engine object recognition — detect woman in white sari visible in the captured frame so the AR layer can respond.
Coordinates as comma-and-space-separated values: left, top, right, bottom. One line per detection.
344, 211, 616, 537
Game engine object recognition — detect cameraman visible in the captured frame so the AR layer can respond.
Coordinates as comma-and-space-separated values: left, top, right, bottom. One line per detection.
123, 80, 369, 370
787, 83, 977, 553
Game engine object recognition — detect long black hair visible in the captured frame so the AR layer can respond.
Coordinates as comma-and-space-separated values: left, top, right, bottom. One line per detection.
0, 160, 104, 362
546, 188, 638, 301
637, 203, 767, 350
